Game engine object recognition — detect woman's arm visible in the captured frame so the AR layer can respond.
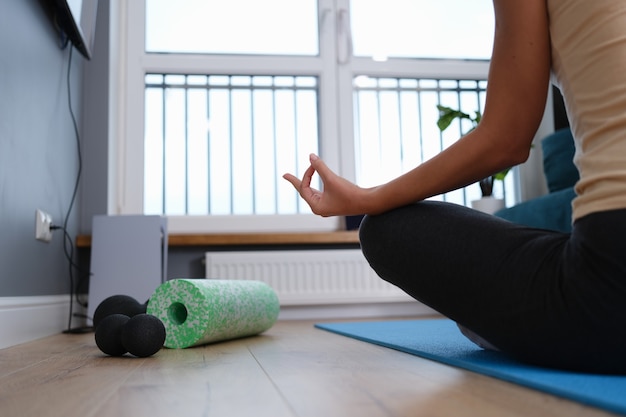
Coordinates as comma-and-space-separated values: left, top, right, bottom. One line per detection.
284, 0, 552, 217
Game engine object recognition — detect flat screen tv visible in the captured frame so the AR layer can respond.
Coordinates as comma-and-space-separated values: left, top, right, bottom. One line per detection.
42, 0, 99, 60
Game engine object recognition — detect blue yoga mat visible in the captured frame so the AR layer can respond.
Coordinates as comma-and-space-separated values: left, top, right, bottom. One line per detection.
315, 319, 626, 416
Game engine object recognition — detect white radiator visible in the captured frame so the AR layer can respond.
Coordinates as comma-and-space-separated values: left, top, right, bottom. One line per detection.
205, 249, 412, 306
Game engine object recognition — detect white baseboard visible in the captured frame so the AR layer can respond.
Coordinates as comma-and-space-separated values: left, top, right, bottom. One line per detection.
0, 295, 75, 349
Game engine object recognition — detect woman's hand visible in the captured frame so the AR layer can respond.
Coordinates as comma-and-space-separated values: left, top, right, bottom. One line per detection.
283, 154, 368, 217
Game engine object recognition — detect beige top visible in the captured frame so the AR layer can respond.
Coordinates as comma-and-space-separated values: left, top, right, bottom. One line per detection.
548, 0, 626, 220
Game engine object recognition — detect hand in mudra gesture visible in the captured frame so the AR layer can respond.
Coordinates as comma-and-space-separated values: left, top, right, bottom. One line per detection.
283, 154, 368, 217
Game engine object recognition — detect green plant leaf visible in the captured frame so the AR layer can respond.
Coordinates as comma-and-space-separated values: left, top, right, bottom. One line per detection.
435, 105, 514, 185
493, 168, 510, 181
436, 105, 472, 131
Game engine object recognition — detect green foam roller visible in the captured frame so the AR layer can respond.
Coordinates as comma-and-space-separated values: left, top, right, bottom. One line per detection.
147, 279, 280, 349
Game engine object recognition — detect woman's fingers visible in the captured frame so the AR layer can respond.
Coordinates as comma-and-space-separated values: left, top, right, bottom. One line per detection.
299, 163, 317, 191
284, 154, 360, 216
282, 173, 301, 189
283, 155, 322, 193
283, 165, 316, 194
283, 160, 322, 208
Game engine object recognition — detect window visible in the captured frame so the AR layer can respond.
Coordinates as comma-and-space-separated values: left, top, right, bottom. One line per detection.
144, 74, 320, 216
350, 0, 494, 60
111, 0, 500, 233
353, 77, 496, 206
145, 0, 319, 55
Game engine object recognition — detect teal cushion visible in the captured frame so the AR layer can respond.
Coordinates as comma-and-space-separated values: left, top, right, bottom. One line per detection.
494, 187, 576, 233
541, 129, 579, 193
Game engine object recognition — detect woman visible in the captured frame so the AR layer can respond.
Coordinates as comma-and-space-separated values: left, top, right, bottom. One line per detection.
284, 0, 626, 374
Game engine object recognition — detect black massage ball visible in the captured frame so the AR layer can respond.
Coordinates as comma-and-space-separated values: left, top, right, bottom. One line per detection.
93, 295, 147, 328
120, 314, 166, 358
95, 314, 130, 356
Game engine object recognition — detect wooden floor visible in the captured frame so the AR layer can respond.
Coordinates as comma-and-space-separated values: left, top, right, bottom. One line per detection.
0, 318, 619, 417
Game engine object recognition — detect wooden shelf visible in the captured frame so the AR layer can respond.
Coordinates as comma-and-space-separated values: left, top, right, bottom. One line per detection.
76, 231, 360, 248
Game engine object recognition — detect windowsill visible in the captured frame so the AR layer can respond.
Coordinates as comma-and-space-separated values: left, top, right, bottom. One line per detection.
75, 231, 360, 248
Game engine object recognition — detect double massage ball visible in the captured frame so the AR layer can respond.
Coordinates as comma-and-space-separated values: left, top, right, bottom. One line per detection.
94, 279, 281, 356
92, 294, 148, 328
93, 295, 166, 357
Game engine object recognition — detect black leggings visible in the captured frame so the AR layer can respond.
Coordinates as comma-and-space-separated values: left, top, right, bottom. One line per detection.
359, 202, 626, 374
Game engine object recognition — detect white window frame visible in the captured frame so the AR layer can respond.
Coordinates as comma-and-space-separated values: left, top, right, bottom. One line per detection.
111, 0, 344, 232
108, 0, 549, 234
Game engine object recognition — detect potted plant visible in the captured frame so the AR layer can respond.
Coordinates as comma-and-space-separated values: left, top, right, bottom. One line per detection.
436, 105, 509, 213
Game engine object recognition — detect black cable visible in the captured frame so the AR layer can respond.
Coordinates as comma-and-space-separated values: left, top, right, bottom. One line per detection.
53, 226, 76, 330
53, 225, 92, 334
60, 46, 89, 333
51, 226, 88, 304
52, 12, 70, 51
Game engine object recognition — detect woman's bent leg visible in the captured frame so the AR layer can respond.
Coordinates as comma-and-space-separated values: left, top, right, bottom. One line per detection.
359, 201, 569, 342
359, 202, 626, 373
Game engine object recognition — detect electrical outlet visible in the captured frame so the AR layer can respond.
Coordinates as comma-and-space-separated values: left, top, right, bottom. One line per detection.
35, 209, 53, 242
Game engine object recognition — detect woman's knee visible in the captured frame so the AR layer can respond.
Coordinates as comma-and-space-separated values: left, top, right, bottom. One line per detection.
359, 209, 416, 278
359, 203, 435, 260
357, 214, 374, 252
358, 213, 391, 268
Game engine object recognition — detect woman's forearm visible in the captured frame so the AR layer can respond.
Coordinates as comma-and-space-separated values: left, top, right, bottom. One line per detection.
361, 126, 530, 215
361, 0, 551, 216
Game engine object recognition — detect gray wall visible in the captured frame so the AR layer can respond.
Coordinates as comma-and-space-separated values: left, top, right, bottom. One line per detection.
80, 0, 109, 233
0, 0, 84, 296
